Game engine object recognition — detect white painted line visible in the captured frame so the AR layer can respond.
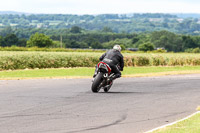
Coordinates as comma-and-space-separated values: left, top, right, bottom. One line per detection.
145, 111, 200, 133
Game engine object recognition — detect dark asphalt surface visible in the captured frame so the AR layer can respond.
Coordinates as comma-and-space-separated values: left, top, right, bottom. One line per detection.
0, 74, 200, 133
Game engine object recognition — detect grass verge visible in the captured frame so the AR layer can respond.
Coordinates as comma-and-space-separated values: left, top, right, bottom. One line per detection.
1, 66, 200, 80
197, 106, 200, 111
151, 111, 200, 133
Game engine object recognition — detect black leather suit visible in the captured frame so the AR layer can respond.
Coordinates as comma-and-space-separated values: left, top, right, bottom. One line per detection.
99, 49, 124, 79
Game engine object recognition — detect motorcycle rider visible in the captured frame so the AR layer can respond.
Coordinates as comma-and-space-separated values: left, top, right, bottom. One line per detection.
93, 44, 124, 81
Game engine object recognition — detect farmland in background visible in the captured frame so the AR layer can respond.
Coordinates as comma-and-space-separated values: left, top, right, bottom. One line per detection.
1, 51, 200, 70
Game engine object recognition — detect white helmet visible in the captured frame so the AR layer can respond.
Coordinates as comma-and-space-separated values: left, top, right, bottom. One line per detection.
113, 45, 121, 52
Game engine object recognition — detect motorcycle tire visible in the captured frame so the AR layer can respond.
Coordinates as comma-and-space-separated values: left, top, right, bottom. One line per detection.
91, 73, 103, 93
104, 82, 113, 92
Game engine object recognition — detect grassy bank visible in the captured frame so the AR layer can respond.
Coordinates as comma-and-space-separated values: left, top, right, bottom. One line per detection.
1, 66, 200, 79
151, 112, 200, 133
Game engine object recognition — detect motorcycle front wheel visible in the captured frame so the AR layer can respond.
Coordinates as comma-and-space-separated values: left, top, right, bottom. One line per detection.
104, 82, 113, 92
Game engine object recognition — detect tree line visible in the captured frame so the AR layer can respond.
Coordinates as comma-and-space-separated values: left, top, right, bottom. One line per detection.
1, 27, 200, 52
0, 13, 200, 34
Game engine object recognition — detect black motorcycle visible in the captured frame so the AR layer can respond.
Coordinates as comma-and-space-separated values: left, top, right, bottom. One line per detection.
91, 62, 115, 93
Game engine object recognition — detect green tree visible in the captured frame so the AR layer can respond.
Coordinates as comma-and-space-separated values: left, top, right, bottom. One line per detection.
182, 35, 197, 49
192, 47, 200, 53
78, 42, 89, 48
70, 26, 82, 33
27, 33, 53, 47
17, 38, 27, 47
193, 36, 200, 47
120, 44, 126, 50
102, 38, 132, 49
91, 41, 103, 49
139, 42, 155, 51
69, 40, 80, 48
132, 36, 139, 44
102, 26, 113, 33
0, 26, 13, 36
151, 30, 182, 52
0, 36, 4, 46
63, 39, 72, 48
3, 34, 19, 47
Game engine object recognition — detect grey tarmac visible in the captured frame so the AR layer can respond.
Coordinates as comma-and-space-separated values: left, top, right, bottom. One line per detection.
0, 74, 200, 133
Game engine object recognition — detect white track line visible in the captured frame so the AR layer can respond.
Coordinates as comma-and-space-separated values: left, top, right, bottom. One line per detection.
145, 111, 200, 133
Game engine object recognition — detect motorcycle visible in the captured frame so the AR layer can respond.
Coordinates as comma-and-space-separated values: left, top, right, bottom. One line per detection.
91, 62, 115, 93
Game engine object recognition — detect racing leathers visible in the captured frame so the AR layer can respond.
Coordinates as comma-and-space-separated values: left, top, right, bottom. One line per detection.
94, 49, 124, 80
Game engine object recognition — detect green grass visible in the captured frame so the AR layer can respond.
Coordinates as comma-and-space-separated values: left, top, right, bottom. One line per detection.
1, 66, 200, 79
152, 112, 200, 133
123, 66, 200, 75
0, 68, 94, 79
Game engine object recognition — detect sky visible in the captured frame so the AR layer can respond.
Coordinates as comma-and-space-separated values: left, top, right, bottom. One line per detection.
0, 0, 200, 15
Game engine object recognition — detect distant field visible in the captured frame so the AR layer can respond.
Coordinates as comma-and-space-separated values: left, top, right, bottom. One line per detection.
1, 51, 200, 70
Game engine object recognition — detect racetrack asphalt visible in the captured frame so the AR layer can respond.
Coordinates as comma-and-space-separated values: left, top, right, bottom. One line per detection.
0, 74, 200, 133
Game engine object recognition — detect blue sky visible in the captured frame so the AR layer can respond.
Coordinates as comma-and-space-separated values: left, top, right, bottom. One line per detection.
0, 0, 200, 14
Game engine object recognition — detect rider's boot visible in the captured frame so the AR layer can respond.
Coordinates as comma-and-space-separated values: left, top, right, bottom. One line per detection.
110, 74, 120, 81
107, 75, 117, 84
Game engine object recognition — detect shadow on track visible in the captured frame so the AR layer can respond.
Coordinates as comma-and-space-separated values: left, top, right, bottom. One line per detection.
98, 91, 145, 94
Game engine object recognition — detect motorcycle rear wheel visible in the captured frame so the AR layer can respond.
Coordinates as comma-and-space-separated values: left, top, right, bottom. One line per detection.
91, 73, 103, 93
